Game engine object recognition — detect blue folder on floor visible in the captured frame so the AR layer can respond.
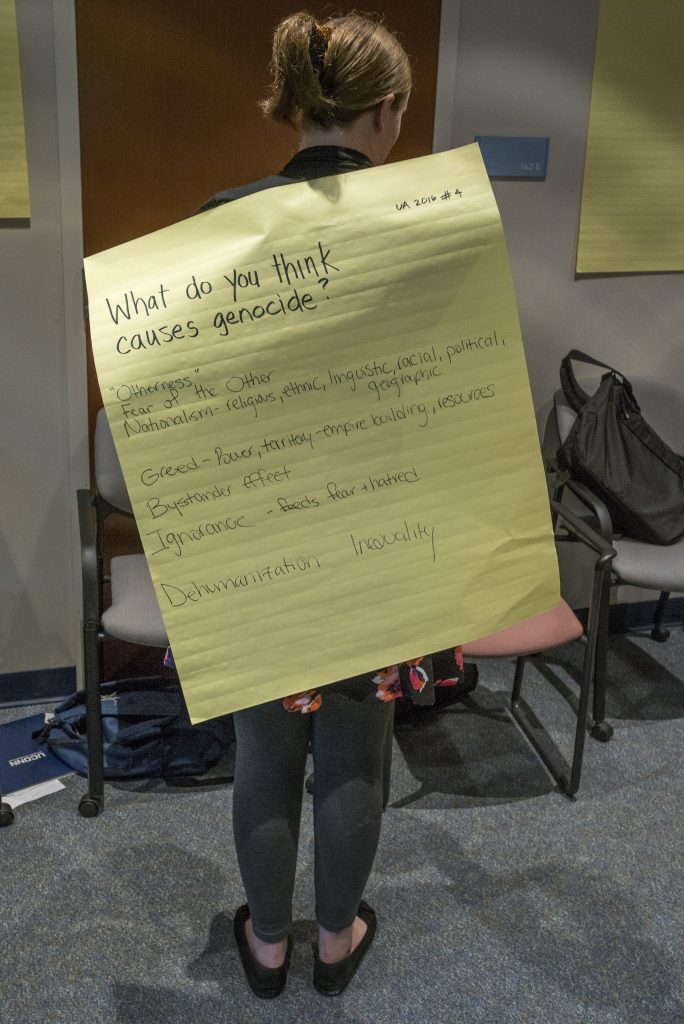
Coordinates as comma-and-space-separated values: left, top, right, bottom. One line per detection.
0, 714, 73, 794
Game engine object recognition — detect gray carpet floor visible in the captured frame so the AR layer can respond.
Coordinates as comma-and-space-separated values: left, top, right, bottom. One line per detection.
1, 627, 683, 1024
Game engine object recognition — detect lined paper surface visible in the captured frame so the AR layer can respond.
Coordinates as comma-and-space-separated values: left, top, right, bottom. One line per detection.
85, 145, 559, 722
0, 0, 30, 218
577, 0, 684, 273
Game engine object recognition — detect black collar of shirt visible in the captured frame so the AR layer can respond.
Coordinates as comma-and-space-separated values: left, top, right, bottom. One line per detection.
280, 146, 374, 179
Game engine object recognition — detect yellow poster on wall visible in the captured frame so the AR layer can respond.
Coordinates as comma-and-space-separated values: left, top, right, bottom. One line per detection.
84, 144, 559, 722
0, 0, 30, 218
577, 0, 684, 273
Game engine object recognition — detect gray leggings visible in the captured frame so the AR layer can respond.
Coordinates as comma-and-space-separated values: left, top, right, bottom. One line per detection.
232, 673, 393, 942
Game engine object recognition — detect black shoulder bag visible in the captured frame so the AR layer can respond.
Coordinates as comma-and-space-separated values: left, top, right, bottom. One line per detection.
557, 350, 684, 545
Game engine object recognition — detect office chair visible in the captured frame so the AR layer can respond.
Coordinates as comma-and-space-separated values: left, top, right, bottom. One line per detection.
548, 375, 684, 742
460, 501, 615, 798
77, 408, 168, 817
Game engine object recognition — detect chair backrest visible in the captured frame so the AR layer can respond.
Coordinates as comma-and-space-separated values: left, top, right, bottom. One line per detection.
554, 375, 684, 452
94, 408, 133, 514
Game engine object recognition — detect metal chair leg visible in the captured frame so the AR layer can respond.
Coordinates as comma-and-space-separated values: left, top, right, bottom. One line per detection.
565, 642, 593, 797
382, 702, 395, 811
509, 641, 594, 799
651, 590, 671, 642
511, 656, 527, 703
0, 763, 13, 825
510, 655, 576, 796
590, 572, 613, 742
78, 623, 105, 817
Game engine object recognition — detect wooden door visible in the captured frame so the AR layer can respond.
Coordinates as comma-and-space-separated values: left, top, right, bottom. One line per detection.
76, 0, 442, 421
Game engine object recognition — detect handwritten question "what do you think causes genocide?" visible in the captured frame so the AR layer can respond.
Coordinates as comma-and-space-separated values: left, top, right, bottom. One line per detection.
104, 241, 339, 356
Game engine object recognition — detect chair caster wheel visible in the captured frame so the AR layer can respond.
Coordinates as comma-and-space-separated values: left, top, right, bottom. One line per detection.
0, 803, 15, 827
650, 626, 670, 642
590, 721, 613, 742
305, 772, 314, 795
78, 795, 102, 818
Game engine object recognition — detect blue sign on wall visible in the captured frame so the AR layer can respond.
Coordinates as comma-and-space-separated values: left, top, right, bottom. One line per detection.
474, 136, 549, 178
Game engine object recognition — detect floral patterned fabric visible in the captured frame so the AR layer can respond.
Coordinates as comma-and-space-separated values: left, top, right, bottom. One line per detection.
164, 647, 464, 713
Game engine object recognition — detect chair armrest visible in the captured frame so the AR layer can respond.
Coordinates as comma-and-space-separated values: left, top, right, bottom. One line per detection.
77, 489, 99, 628
550, 500, 616, 568
550, 498, 615, 652
545, 454, 614, 544
561, 478, 614, 543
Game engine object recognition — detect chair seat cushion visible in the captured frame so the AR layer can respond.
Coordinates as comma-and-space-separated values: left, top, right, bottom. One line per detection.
461, 600, 583, 658
612, 536, 684, 592
102, 554, 168, 647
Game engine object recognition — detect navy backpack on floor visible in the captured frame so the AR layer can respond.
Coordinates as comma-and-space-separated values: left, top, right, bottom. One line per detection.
35, 677, 234, 781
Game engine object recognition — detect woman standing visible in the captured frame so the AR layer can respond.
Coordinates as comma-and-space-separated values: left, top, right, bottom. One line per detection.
200, 10, 426, 998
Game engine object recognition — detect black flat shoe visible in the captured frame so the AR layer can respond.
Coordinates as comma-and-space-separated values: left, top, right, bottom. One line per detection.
233, 904, 292, 999
312, 900, 377, 996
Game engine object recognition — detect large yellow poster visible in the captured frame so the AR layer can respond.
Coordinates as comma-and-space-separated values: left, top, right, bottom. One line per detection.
577, 0, 684, 273
84, 145, 559, 722
0, 0, 30, 218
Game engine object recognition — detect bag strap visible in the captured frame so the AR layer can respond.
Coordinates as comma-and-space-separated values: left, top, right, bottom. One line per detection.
560, 349, 638, 414
564, 349, 620, 374
100, 692, 183, 718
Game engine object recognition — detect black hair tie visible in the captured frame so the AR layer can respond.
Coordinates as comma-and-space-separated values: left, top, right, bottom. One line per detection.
309, 23, 331, 80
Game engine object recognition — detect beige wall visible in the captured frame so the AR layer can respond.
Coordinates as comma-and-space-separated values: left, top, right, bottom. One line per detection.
0, 0, 86, 676
434, 0, 683, 606
442, 0, 683, 403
